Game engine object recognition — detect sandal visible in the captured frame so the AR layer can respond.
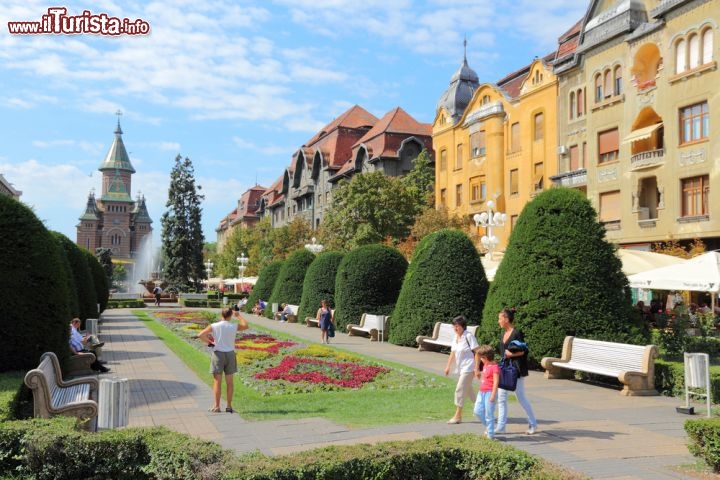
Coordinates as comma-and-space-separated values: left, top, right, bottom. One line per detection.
226, 407, 235, 413
208, 406, 221, 413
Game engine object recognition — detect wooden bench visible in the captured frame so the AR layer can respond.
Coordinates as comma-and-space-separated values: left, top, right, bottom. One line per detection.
540, 336, 658, 396
24, 352, 99, 430
306, 309, 334, 328
416, 322, 478, 351
274, 304, 299, 323
347, 313, 388, 342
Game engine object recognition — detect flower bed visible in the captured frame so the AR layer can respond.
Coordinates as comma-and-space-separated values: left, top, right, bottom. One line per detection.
150, 310, 438, 396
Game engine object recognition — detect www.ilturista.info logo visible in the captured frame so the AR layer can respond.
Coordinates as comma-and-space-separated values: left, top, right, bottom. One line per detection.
7, 7, 150, 35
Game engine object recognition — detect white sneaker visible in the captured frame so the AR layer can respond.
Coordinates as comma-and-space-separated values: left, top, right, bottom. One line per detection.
495, 427, 506, 434
526, 425, 536, 435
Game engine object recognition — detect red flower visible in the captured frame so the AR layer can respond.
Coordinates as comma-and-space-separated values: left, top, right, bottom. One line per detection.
254, 356, 388, 388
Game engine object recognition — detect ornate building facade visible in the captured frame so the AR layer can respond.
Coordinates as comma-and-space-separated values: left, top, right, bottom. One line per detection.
76, 120, 153, 259
433, 47, 559, 253
554, 0, 719, 250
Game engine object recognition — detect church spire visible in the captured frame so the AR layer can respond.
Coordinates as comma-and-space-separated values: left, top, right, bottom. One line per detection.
98, 112, 135, 173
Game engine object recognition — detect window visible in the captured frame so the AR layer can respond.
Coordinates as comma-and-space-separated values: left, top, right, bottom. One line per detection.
470, 176, 486, 202
675, 38, 687, 74
690, 34, 700, 69
569, 145, 580, 171
455, 184, 462, 207
455, 144, 463, 169
582, 141, 587, 168
569, 91, 576, 120
510, 122, 520, 152
595, 74, 603, 101
439, 149, 447, 171
614, 65, 622, 96
598, 128, 619, 164
534, 112, 544, 141
599, 191, 621, 222
470, 130, 486, 157
439, 188, 447, 207
702, 28, 713, 65
680, 101, 709, 144
533, 162, 544, 191
509, 169, 519, 195
681, 175, 709, 217
603, 70, 612, 98
578, 88, 585, 116
482, 95, 491, 105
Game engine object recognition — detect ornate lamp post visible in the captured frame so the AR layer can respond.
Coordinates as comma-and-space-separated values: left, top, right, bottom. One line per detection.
236, 253, 248, 293
304, 237, 324, 254
473, 200, 507, 260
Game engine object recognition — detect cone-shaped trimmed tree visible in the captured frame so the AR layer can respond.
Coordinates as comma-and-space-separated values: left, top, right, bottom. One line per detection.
0, 196, 71, 370
334, 244, 408, 332
298, 251, 344, 320
266, 249, 316, 318
479, 188, 646, 365
85, 249, 109, 313
54, 232, 97, 322
245, 260, 283, 313
390, 229, 488, 346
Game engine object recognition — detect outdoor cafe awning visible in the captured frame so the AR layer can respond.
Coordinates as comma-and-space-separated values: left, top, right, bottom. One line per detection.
621, 123, 663, 144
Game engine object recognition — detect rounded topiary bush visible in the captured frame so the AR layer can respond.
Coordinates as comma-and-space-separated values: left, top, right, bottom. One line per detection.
390, 229, 488, 346
334, 244, 408, 332
54, 233, 97, 321
84, 249, 109, 313
0, 196, 71, 370
245, 260, 283, 313
266, 249, 316, 318
52, 233, 80, 318
479, 188, 646, 365
298, 251, 344, 321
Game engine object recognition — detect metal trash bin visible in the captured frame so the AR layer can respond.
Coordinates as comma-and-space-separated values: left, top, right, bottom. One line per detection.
272, 303, 278, 314
223, 296, 229, 305
98, 377, 130, 429
85, 318, 99, 336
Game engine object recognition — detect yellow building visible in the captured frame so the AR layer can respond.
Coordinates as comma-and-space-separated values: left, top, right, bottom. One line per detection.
555, 0, 720, 251
433, 50, 559, 254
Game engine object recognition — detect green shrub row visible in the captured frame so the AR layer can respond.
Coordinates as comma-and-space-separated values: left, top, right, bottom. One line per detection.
654, 359, 720, 401
107, 300, 147, 309
182, 299, 223, 308
0, 418, 585, 480
685, 417, 720, 473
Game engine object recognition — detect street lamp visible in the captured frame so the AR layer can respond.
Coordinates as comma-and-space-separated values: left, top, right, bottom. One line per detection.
305, 237, 324, 254
204, 261, 213, 278
236, 253, 248, 293
473, 200, 507, 260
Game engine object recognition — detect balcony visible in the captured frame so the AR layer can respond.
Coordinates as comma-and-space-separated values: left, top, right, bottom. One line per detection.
463, 101, 504, 126
630, 149, 664, 170
550, 169, 587, 188
290, 184, 314, 199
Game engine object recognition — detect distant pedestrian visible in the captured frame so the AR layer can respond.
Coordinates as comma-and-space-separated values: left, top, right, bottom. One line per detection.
444, 315, 480, 424
152, 285, 162, 306
316, 299, 333, 344
197, 307, 248, 413
495, 307, 537, 435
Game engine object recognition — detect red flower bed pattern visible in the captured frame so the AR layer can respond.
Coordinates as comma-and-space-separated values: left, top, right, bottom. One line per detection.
255, 355, 388, 388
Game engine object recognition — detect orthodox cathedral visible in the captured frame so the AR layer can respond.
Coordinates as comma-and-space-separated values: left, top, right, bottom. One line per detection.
76, 118, 153, 259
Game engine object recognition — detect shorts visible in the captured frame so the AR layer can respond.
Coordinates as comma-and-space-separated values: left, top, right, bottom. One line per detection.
210, 350, 237, 375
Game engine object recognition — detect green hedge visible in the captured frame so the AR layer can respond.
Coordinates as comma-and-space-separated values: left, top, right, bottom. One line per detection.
182, 300, 223, 308
0, 417, 585, 480
107, 300, 147, 309
390, 229, 488, 347
266, 249, 316, 319
686, 418, 720, 473
334, 244, 407, 332
245, 260, 283, 314
654, 359, 720, 401
298, 251, 344, 321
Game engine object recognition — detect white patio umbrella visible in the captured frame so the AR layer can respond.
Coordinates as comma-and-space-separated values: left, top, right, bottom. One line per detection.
616, 249, 686, 276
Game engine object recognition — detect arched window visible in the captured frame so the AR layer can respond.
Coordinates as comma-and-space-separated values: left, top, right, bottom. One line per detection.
580, 88, 586, 116
689, 33, 700, 69
675, 38, 687, 74
603, 70, 612, 98
482, 95, 490, 105
613, 65, 622, 96
595, 74, 603, 101
569, 91, 576, 120
702, 28, 713, 65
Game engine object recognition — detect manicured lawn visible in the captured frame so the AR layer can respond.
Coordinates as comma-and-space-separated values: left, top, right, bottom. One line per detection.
133, 310, 461, 428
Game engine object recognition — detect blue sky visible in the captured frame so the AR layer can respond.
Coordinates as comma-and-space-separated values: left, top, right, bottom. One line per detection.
0, 0, 587, 243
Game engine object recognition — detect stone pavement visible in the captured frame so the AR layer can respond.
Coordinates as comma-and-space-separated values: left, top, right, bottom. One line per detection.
97, 308, 700, 479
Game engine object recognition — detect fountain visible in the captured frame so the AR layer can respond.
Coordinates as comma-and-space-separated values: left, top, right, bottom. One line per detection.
129, 235, 161, 295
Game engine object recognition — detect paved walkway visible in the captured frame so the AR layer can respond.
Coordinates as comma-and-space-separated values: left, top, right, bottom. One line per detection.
97, 308, 699, 479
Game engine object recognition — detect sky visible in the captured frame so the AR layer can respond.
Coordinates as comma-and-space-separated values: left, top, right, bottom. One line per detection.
0, 0, 588, 244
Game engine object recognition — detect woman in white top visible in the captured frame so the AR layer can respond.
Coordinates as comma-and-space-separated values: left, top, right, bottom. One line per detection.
198, 306, 248, 413
443, 315, 480, 424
